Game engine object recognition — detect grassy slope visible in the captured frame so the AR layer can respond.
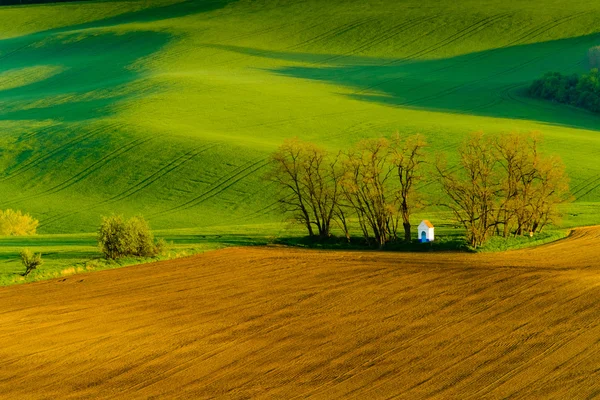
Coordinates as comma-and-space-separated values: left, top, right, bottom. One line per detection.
1, 0, 600, 277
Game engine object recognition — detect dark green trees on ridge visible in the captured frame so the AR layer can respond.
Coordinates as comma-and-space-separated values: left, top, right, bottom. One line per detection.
529, 68, 600, 114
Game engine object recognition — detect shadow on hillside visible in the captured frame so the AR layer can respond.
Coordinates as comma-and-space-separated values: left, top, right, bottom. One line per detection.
18, 0, 236, 33
0, 30, 169, 121
0, 0, 235, 122
57, 0, 237, 30
273, 234, 469, 252
212, 32, 600, 132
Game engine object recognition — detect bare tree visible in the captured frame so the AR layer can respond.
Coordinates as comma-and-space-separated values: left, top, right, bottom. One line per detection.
511, 134, 540, 236
269, 139, 343, 238
270, 139, 314, 236
390, 133, 427, 242
526, 153, 571, 234
435, 133, 500, 248
493, 133, 532, 237
494, 133, 571, 237
438, 132, 571, 247
342, 138, 398, 248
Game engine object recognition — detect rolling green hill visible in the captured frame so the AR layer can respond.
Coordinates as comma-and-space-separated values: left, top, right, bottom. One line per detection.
1, 0, 600, 239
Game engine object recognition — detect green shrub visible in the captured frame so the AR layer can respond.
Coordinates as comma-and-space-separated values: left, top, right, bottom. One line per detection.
0, 209, 39, 236
98, 215, 127, 260
154, 237, 167, 256
20, 249, 43, 277
98, 215, 162, 260
126, 216, 158, 257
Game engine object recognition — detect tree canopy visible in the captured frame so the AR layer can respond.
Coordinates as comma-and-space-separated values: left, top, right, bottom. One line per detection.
528, 69, 600, 114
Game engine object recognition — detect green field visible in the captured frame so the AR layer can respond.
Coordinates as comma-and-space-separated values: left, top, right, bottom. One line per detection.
1, 0, 600, 281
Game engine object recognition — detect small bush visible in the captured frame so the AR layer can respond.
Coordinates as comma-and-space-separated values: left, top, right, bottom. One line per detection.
20, 249, 43, 277
126, 216, 158, 257
98, 215, 162, 260
0, 209, 39, 236
97, 215, 128, 260
154, 237, 167, 256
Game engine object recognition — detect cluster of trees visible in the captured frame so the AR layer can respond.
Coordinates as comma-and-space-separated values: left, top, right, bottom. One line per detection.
528, 69, 600, 113
0, 209, 38, 236
270, 132, 570, 249
98, 215, 164, 260
435, 133, 570, 247
269, 135, 425, 248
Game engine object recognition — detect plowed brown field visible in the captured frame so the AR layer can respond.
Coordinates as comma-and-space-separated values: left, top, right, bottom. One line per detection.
2, 227, 600, 399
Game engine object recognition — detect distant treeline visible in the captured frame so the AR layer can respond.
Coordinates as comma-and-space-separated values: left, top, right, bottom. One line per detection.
528, 68, 600, 113
0, 0, 88, 5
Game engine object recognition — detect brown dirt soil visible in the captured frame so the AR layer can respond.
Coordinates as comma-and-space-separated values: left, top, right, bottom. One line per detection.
1, 227, 600, 399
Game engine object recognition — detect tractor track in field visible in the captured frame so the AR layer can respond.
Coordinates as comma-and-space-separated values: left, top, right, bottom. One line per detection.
2, 226, 600, 398
284, 17, 379, 52
211, 12, 509, 72
315, 15, 441, 65
374, 12, 514, 70
156, 21, 294, 66
204, 17, 378, 69
465, 322, 600, 397
0, 122, 120, 184
5, 137, 153, 206
98, 143, 219, 204
326, 13, 593, 118
349, 13, 514, 97
37, 142, 219, 228
498, 82, 529, 105
430, 11, 589, 75
293, 269, 532, 398
365, 32, 597, 113
363, 275, 591, 398
573, 176, 600, 201
571, 174, 600, 197
203, 10, 445, 71
242, 11, 593, 124
502, 12, 589, 48
151, 157, 270, 217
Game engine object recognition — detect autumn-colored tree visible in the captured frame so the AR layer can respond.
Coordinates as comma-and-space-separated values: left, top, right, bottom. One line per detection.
438, 132, 571, 247
269, 139, 343, 238
435, 133, 500, 248
20, 249, 43, 277
528, 155, 570, 233
494, 133, 570, 236
493, 133, 533, 237
0, 209, 38, 236
390, 134, 427, 242
342, 138, 399, 248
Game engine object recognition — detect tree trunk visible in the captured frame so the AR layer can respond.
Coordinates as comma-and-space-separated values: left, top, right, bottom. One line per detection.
403, 222, 411, 242
305, 219, 314, 236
